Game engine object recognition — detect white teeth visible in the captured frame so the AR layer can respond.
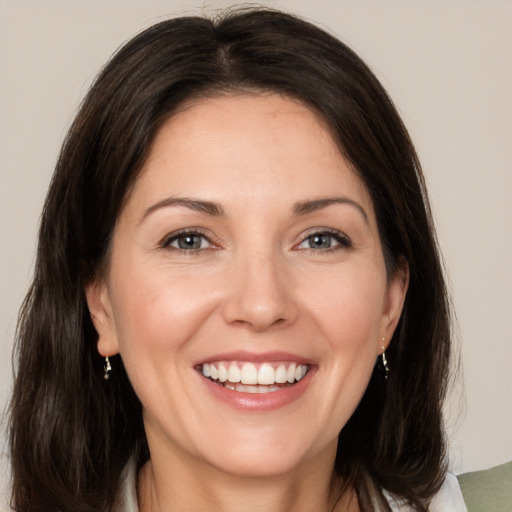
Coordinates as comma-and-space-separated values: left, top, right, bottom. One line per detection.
240, 362, 258, 384
237, 384, 258, 393
257, 363, 275, 385
218, 365, 228, 382
227, 364, 241, 383
201, 361, 309, 389
275, 364, 287, 383
287, 363, 296, 383
234, 384, 283, 393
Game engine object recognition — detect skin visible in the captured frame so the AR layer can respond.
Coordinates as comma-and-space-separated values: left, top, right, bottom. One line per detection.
86, 94, 408, 512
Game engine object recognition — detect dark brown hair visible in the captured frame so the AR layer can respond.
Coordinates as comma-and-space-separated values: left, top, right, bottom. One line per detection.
9, 8, 452, 512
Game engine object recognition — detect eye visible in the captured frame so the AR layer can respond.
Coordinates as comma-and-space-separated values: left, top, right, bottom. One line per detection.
162, 231, 213, 251
297, 230, 351, 251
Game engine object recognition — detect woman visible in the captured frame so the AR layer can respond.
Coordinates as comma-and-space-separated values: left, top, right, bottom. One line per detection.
9, 8, 466, 512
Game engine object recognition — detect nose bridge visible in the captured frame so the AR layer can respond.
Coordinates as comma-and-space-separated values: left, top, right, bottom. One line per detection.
223, 242, 296, 331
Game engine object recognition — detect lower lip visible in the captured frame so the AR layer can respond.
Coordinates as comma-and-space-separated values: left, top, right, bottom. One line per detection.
198, 370, 315, 412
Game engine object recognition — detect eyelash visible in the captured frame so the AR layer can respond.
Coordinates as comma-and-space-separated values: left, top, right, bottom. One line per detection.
296, 229, 352, 253
160, 228, 351, 254
161, 229, 216, 253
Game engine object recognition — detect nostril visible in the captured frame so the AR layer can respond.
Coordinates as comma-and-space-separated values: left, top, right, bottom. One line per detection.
221, 264, 299, 331
229, 316, 288, 332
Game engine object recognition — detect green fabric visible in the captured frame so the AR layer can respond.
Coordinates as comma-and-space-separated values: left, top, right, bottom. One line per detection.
458, 460, 512, 512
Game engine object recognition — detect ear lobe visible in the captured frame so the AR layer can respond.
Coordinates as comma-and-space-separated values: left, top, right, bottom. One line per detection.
381, 257, 409, 348
84, 278, 120, 357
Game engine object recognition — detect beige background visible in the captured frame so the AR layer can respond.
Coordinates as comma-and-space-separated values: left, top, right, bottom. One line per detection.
1, 0, 511, 508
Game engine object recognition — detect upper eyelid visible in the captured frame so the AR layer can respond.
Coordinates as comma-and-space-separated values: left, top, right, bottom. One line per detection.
161, 229, 214, 248
295, 228, 352, 249
299, 227, 350, 241
159, 227, 351, 249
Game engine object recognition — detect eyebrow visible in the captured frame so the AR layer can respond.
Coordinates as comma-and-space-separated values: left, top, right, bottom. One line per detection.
141, 197, 225, 223
141, 195, 368, 224
292, 197, 369, 224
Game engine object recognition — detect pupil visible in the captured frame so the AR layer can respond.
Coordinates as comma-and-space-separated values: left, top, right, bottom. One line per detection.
178, 235, 201, 249
310, 234, 331, 249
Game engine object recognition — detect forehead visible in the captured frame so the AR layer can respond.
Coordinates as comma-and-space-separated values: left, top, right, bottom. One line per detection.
127, 93, 374, 216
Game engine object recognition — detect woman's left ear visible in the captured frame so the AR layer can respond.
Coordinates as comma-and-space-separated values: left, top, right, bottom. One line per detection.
85, 278, 120, 357
381, 257, 409, 348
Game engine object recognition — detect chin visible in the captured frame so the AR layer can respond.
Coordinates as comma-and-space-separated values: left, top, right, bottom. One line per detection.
211, 451, 309, 479
200, 429, 335, 479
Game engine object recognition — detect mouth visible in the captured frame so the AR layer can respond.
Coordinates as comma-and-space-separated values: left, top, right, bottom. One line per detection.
197, 361, 310, 394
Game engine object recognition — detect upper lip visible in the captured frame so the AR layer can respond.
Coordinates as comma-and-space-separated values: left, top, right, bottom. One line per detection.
193, 350, 315, 366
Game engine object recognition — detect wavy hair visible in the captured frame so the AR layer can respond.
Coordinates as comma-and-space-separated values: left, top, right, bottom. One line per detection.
9, 8, 452, 511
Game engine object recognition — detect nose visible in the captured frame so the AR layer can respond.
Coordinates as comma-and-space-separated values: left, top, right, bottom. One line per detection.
222, 250, 298, 332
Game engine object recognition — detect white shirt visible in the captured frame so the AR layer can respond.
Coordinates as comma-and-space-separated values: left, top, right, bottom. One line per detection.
384, 473, 467, 511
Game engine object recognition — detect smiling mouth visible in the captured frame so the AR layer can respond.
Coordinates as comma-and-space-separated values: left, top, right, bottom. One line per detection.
198, 361, 309, 393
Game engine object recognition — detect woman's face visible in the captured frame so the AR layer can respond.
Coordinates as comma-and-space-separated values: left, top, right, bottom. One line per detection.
87, 94, 407, 478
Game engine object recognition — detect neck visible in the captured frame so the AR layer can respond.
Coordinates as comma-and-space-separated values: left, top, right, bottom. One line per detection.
137, 448, 358, 512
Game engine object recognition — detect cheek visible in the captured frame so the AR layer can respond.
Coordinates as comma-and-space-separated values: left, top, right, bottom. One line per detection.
302, 266, 387, 427
108, 262, 219, 359
301, 262, 387, 350
106, 266, 223, 423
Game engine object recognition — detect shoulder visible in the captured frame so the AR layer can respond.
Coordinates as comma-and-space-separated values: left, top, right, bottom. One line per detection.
384, 473, 467, 512
458, 460, 512, 512
428, 473, 468, 512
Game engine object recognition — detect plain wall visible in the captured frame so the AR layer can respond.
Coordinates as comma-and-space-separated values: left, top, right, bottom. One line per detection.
1, 0, 511, 508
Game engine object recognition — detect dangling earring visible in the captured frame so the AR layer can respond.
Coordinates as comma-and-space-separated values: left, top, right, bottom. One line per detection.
104, 356, 112, 380
381, 337, 389, 380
